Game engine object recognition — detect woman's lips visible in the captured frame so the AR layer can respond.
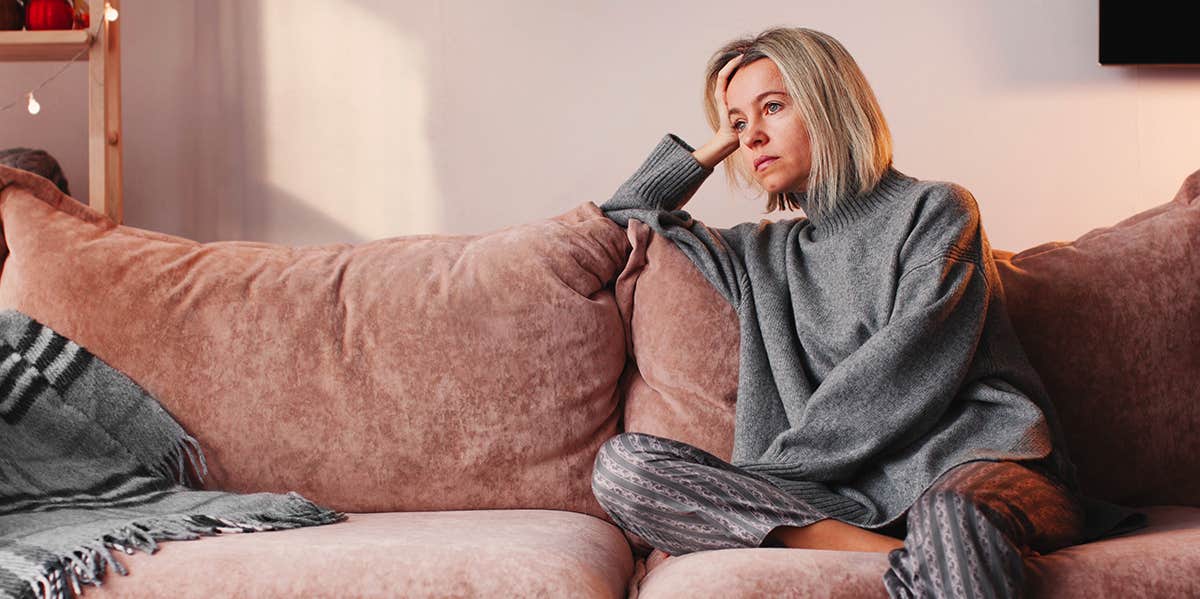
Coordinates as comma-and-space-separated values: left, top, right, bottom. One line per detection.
756, 157, 779, 172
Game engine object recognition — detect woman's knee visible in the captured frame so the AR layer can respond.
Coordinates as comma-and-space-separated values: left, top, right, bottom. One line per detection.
908, 486, 1023, 547
592, 433, 664, 490
910, 485, 977, 524
915, 460, 1079, 545
591, 432, 714, 517
592, 434, 686, 470
590, 434, 684, 544
599, 431, 646, 454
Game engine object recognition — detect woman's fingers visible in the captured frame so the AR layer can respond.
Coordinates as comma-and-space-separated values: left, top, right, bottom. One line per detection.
714, 54, 745, 107
712, 54, 745, 137
720, 54, 745, 84
719, 53, 746, 76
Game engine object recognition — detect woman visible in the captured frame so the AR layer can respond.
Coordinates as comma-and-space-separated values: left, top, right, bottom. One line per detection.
591, 27, 1145, 598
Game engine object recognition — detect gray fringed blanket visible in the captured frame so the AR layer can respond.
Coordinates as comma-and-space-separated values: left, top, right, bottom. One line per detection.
0, 310, 346, 599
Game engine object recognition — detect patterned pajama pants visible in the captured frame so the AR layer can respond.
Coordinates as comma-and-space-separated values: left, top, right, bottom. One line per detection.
591, 432, 1085, 599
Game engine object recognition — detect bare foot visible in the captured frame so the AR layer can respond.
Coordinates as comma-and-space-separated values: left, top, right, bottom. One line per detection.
764, 519, 906, 553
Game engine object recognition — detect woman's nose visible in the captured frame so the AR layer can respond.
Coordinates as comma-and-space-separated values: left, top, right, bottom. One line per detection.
742, 119, 767, 146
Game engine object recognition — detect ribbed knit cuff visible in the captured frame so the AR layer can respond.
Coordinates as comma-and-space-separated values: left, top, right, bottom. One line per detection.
738, 465, 873, 523
737, 457, 804, 478
622, 133, 712, 211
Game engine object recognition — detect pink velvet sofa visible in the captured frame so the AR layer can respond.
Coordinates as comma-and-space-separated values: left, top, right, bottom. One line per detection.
0, 162, 1197, 598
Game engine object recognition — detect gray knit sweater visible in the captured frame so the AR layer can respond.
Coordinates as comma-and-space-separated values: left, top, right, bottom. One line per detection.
600, 133, 1145, 541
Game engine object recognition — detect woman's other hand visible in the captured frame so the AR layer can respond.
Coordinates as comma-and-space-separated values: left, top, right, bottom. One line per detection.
693, 53, 745, 169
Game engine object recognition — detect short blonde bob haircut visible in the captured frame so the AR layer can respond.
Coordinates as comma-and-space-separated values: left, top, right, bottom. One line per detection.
702, 27, 894, 217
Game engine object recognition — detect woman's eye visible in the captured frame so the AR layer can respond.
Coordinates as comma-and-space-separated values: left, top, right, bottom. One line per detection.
766, 101, 782, 114
732, 120, 745, 132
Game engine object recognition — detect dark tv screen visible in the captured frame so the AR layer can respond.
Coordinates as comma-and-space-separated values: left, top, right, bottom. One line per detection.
1099, 1, 1200, 65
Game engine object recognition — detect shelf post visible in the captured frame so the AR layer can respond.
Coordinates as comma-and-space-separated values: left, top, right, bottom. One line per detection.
87, 0, 122, 223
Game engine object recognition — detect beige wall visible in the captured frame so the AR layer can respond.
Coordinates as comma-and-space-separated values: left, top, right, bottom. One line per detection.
2, 0, 1197, 250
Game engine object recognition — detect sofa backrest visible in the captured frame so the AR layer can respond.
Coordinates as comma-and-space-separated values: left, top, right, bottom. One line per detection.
0, 164, 630, 522
614, 168, 1200, 509
994, 169, 1200, 507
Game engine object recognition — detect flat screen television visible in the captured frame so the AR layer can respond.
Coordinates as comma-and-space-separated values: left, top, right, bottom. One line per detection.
1099, 1, 1200, 65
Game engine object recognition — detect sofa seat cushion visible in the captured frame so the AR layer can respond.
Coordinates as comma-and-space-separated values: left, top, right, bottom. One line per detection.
79, 510, 632, 598
630, 505, 1200, 598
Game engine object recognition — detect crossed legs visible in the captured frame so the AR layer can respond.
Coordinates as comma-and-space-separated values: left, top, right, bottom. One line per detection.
591, 432, 1084, 598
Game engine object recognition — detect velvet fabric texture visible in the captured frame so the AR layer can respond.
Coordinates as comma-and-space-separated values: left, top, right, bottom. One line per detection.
995, 169, 1200, 507
74, 510, 635, 599
612, 222, 738, 456
613, 168, 1200, 510
0, 164, 631, 521
629, 505, 1200, 599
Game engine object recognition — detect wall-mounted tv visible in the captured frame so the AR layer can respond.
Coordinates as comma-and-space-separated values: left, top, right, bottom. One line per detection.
1099, 1, 1200, 65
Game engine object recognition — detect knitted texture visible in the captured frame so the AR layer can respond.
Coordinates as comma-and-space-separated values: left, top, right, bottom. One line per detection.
600, 133, 1146, 542
0, 310, 346, 599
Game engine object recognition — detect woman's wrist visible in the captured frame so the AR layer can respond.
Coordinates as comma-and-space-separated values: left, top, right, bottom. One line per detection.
691, 137, 739, 170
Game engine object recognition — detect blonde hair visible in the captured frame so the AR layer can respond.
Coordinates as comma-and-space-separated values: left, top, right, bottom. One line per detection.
702, 27, 894, 216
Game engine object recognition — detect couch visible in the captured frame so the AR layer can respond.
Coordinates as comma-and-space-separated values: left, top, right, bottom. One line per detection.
0, 162, 1197, 598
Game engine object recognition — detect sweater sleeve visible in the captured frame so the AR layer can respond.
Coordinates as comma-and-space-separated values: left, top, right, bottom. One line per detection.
598, 133, 752, 309
599, 133, 712, 214
733, 192, 996, 482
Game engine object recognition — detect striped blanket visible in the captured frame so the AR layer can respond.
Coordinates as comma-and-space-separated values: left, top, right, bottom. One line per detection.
0, 310, 346, 599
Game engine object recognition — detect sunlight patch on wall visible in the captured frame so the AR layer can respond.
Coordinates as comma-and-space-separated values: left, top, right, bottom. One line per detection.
258, 1, 439, 240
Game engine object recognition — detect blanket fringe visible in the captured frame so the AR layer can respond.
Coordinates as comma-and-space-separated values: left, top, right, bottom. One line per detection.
25, 498, 346, 599
148, 433, 209, 489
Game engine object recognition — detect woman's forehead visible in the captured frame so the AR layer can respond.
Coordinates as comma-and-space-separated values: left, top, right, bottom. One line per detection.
728, 59, 787, 111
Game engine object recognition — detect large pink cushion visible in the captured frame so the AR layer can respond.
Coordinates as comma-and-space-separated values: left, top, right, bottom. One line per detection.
614, 168, 1200, 508
82, 510, 633, 599
995, 169, 1200, 506
612, 222, 738, 458
0, 165, 630, 520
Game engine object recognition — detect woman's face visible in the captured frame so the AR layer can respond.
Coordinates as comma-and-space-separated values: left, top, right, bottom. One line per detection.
725, 58, 812, 196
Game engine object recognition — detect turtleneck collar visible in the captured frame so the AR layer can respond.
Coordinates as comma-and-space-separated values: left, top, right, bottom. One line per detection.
789, 166, 918, 240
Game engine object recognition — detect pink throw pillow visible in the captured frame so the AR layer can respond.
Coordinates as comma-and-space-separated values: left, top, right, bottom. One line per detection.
996, 169, 1200, 506
612, 220, 739, 461
0, 165, 630, 521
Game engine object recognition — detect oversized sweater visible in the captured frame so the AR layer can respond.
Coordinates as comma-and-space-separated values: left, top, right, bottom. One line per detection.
600, 133, 1146, 542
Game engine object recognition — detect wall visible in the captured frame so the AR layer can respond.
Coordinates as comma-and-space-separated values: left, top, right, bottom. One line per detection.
2, 0, 1197, 250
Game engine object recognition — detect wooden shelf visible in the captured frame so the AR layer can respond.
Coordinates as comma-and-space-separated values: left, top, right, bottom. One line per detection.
0, 30, 92, 62
0, 3, 121, 223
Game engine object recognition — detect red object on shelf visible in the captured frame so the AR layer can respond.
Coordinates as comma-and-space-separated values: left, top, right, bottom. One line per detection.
25, 0, 76, 30
0, 0, 25, 31
72, 0, 90, 29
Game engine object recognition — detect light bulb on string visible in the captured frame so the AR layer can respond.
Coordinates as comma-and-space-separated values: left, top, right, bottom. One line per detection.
104, 3, 119, 22
0, 33, 89, 116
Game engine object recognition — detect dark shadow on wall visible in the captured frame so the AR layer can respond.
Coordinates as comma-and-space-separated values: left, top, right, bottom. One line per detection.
129, 0, 732, 242
221, 2, 372, 245
119, 0, 369, 244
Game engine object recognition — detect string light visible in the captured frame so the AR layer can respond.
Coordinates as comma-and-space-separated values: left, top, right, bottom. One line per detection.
105, 3, 119, 22
0, 15, 105, 115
